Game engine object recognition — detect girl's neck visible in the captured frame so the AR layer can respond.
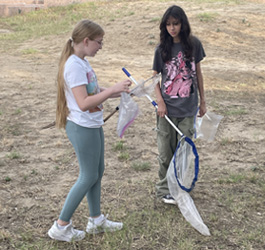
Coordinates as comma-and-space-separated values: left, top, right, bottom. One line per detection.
173, 37, 181, 43
74, 52, 85, 60
73, 44, 86, 60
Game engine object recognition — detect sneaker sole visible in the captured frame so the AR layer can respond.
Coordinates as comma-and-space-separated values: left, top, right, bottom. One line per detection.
162, 198, 178, 205
48, 230, 85, 242
86, 225, 123, 234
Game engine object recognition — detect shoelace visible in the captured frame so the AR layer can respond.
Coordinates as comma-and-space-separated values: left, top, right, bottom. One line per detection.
98, 214, 109, 226
69, 225, 83, 238
89, 214, 109, 226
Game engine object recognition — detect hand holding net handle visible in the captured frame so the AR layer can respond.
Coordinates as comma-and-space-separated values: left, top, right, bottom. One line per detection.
122, 67, 183, 137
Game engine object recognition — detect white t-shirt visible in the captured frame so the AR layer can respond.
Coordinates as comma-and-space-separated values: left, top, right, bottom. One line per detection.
64, 54, 104, 128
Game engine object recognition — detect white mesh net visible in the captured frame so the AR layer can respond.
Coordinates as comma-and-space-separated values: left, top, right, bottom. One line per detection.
167, 137, 210, 236
130, 74, 160, 98
173, 138, 196, 190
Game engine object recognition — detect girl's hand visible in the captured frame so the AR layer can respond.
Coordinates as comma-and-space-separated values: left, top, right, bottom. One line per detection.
112, 80, 132, 94
157, 100, 168, 117
198, 102, 207, 117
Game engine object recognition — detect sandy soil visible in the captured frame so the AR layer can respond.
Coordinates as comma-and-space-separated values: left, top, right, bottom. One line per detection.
0, 0, 265, 249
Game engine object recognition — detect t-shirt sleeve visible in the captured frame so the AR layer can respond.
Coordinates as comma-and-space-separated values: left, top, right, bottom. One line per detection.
194, 37, 206, 64
65, 61, 88, 89
152, 47, 163, 73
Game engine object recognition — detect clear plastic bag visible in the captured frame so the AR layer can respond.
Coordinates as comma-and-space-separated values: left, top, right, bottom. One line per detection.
196, 111, 223, 142
117, 92, 139, 138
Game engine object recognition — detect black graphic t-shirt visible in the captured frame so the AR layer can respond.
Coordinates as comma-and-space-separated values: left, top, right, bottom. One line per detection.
152, 36, 205, 118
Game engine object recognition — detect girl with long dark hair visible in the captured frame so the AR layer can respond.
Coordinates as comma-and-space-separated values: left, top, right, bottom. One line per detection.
152, 5, 206, 204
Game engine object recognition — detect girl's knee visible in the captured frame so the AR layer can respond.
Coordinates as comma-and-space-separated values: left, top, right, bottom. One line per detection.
78, 173, 99, 187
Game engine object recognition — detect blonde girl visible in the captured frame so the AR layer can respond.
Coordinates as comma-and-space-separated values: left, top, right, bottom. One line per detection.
48, 19, 131, 242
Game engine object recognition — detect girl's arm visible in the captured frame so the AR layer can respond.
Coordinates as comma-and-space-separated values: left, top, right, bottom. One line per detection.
72, 80, 131, 112
196, 62, 207, 117
153, 70, 167, 117
100, 87, 121, 98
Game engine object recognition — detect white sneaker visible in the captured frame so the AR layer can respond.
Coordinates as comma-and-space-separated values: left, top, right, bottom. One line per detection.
86, 214, 123, 234
48, 220, 85, 242
162, 194, 178, 205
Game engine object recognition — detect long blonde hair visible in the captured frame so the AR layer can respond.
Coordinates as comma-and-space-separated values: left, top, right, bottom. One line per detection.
56, 20, 105, 129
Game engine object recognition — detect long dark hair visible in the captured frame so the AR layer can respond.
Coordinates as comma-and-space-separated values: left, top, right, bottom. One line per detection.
159, 5, 193, 63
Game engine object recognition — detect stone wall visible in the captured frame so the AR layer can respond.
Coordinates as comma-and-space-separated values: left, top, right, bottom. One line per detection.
0, 0, 92, 17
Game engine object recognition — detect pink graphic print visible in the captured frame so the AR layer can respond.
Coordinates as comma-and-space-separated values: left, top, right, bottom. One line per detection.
164, 52, 195, 98
86, 71, 98, 95
86, 70, 103, 112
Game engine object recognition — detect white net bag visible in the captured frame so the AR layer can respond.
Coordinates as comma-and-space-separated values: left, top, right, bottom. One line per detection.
167, 137, 210, 236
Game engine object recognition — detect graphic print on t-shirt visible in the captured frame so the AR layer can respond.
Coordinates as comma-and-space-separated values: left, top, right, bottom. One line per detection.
164, 51, 196, 99
86, 70, 103, 112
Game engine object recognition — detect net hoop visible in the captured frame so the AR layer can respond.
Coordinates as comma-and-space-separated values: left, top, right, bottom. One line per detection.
173, 136, 199, 192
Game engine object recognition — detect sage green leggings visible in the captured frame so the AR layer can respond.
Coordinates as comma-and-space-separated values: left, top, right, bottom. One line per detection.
59, 120, 105, 222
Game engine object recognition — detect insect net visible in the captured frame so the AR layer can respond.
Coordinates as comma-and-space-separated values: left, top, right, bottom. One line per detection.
167, 136, 211, 236
170, 136, 199, 192
121, 68, 210, 235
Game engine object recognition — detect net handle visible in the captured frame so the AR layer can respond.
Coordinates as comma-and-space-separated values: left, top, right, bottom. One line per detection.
122, 67, 183, 137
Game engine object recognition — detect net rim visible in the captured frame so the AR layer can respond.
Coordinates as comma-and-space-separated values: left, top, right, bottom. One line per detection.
173, 136, 199, 192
